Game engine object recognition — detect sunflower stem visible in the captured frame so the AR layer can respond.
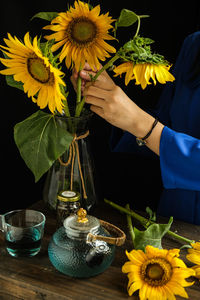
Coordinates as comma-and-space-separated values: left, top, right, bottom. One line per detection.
166, 230, 195, 244
104, 199, 195, 245
125, 204, 135, 245
75, 96, 85, 117
93, 54, 120, 81
76, 68, 83, 104
63, 100, 71, 117
134, 16, 141, 38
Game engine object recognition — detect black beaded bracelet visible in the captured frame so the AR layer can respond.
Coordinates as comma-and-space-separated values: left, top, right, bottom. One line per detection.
136, 118, 159, 146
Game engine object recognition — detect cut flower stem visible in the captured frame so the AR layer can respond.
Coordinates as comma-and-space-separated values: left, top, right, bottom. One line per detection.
125, 204, 135, 244
104, 199, 195, 245
93, 54, 120, 81
75, 54, 120, 116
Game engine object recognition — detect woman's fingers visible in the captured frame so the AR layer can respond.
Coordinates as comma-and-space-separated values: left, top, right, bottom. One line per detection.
85, 94, 105, 108
83, 85, 110, 103
90, 105, 105, 118
92, 72, 115, 91
71, 60, 115, 91
79, 69, 98, 81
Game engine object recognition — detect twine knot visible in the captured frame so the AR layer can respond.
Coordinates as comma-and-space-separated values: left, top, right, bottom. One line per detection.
58, 130, 89, 199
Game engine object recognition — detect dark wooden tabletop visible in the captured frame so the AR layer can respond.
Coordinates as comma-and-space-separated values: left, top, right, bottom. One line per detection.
0, 200, 200, 300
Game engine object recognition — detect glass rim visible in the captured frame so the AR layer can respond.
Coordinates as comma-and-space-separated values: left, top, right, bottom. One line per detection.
3, 209, 46, 229
55, 110, 93, 121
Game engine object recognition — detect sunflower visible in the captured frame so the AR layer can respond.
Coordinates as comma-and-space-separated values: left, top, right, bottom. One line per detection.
186, 241, 200, 279
122, 245, 195, 300
0, 32, 66, 114
113, 61, 175, 89
43, 0, 116, 71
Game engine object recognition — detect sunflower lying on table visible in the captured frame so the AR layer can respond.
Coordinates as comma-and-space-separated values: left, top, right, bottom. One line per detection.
123, 246, 195, 300
104, 199, 199, 300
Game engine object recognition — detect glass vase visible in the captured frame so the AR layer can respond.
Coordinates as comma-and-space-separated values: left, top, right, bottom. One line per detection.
43, 111, 97, 212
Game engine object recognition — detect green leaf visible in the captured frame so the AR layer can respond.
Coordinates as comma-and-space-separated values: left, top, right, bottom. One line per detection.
14, 110, 73, 182
31, 12, 58, 22
133, 217, 173, 251
116, 9, 138, 28
5, 75, 24, 91
146, 207, 156, 222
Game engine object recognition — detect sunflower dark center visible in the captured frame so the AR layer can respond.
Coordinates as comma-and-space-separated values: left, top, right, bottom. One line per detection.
141, 258, 172, 286
27, 57, 50, 83
146, 263, 164, 280
69, 17, 97, 44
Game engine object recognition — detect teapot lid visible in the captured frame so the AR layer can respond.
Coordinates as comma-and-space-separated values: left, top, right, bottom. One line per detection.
63, 208, 100, 239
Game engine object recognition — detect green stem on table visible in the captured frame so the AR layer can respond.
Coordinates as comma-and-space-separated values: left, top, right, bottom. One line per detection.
104, 199, 195, 245
125, 204, 135, 245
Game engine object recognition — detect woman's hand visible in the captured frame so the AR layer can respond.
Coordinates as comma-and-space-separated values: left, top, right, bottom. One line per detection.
70, 63, 99, 94
83, 71, 141, 132
70, 63, 164, 155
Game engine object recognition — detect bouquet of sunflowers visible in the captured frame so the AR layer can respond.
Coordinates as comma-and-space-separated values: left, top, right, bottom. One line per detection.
0, 1, 174, 182
1, 2, 198, 299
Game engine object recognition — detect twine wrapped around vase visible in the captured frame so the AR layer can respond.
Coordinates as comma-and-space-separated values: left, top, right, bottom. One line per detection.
58, 130, 89, 199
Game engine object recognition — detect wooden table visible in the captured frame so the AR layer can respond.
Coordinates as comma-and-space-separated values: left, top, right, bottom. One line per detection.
0, 200, 200, 300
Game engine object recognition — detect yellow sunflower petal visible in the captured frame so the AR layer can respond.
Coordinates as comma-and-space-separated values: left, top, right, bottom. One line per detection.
125, 249, 147, 265
167, 282, 189, 299
145, 245, 168, 258
192, 265, 200, 278
133, 64, 148, 89
144, 64, 151, 85
139, 283, 149, 300
122, 261, 139, 274
162, 286, 176, 300
191, 242, 200, 251
155, 65, 175, 84
128, 280, 142, 296
186, 252, 200, 265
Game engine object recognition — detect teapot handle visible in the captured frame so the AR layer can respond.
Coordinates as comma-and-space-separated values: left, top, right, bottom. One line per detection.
87, 220, 126, 246
0, 215, 5, 233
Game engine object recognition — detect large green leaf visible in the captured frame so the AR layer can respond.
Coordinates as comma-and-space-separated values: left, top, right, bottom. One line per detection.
116, 9, 138, 28
31, 12, 58, 22
133, 217, 173, 251
14, 110, 73, 182
6, 75, 24, 91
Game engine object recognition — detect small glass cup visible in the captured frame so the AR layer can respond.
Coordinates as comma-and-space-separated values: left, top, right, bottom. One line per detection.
0, 209, 46, 257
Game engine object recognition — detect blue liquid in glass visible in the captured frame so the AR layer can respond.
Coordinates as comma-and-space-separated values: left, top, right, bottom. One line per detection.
5, 228, 41, 257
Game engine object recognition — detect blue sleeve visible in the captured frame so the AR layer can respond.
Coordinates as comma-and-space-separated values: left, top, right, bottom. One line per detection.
155, 34, 192, 125
160, 126, 200, 190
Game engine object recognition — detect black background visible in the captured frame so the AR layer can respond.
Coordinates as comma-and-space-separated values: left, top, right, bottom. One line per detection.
1, 1, 200, 213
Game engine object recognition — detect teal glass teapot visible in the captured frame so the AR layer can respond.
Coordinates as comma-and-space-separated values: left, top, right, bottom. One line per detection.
48, 208, 126, 278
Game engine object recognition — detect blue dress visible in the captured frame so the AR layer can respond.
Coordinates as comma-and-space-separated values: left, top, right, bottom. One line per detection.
111, 32, 200, 224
